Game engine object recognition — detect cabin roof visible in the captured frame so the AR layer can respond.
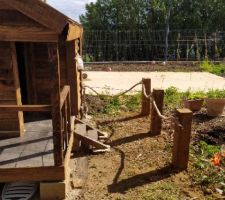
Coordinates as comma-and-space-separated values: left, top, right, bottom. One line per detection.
0, 0, 82, 34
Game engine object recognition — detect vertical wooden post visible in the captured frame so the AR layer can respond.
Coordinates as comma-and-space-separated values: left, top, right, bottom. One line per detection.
214, 32, 219, 60
150, 89, 164, 135
186, 41, 189, 61
49, 43, 63, 166
176, 33, 180, 61
204, 32, 208, 59
67, 89, 72, 138
172, 108, 193, 171
11, 42, 24, 136
141, 78, 151, 116
195, 32, 200, 61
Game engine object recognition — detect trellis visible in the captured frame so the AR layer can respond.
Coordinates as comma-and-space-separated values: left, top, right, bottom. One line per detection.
83, 29, 225, 62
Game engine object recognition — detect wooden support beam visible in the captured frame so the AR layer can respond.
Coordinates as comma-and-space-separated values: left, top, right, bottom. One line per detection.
0, 166, 65, 182
141, 78, 151, 116
150, 89, 164, 135
0, 25, 58, 42
172, 109, 193, 171
49, 43, 63, 166
0, 105, 51, 112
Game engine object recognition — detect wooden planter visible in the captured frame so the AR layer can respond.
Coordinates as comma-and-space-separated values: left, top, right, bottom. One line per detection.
183, 99, 204, 112
205, 98, 225, 117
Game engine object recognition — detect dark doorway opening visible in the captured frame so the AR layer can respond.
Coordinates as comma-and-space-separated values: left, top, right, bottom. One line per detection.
16, 43, 28, 105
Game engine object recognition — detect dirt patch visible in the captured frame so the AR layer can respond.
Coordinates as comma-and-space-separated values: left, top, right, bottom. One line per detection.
74, 94, 225, 199
79, 112, 222, 200
85, 62, 201, 72
192, 110, 225, 145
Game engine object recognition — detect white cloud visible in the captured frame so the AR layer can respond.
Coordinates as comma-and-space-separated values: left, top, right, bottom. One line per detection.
47, 0, 96, 22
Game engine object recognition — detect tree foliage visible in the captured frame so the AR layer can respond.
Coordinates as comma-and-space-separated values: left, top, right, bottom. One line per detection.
80, 0, 225, 31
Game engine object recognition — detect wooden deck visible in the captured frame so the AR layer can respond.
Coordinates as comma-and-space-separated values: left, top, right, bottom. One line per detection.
0, 119, 66, 182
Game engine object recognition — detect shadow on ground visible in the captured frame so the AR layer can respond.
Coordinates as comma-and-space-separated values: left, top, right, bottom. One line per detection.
108, 164, 176, 194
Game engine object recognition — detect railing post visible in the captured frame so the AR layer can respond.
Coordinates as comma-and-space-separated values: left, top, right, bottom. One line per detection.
141, 78, 151, 116
150, 89, 164, 135
49, 44, 63, 166
172, 108, 193, 171
67, 88, 72, 138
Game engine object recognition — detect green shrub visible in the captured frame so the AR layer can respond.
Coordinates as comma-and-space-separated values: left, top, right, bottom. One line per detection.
200, 60, 225, 75
164, 87, 182, 110
207, 89, 225, 98
182, 89, 205, 100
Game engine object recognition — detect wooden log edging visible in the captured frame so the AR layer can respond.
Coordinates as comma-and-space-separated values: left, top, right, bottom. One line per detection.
172, 108, 193, 171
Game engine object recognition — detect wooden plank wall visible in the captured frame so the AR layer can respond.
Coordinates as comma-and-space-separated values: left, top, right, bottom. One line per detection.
0, 42, 23, 136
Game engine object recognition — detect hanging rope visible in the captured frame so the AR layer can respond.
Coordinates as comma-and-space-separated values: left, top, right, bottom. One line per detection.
152, 100, 175, 121
83, 80, 142, 97
114, 81, 142, 97
83, 85, 101, 96
142, 83, 151, 99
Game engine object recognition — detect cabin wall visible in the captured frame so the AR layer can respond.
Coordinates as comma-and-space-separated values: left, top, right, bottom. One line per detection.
24, 43, 67, 105
0, 42, 23, 137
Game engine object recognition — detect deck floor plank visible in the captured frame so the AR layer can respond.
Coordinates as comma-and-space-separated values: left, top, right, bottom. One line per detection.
0, 120, 54, 168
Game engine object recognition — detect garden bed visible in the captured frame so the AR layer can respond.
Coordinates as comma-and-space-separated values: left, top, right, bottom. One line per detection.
81, 91, 225, 200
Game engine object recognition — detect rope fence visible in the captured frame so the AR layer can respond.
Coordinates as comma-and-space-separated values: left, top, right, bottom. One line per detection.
82, 77, 193, 171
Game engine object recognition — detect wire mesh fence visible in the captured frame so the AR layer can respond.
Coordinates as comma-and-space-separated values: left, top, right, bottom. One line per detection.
83, 29, 225, 62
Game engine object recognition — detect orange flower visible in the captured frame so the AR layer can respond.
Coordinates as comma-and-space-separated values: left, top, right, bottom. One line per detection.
212, 153, 221, 166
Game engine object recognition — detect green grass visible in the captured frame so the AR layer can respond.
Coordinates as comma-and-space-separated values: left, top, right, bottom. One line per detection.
200, 60, 225, 76
140, 182, 182, 200
99, 92, 142, 116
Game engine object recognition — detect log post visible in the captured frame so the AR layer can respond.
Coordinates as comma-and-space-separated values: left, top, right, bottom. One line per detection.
150, 89, 164, 135
172, 108, 193, 171
141, 78, 151, 116
49, 43, 63, 166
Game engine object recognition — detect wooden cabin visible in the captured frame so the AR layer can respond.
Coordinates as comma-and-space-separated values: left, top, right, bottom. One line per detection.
0, 0, 83, 185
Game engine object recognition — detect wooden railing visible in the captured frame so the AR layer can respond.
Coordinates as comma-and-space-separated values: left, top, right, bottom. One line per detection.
0, 105, 51, 112
60, 86, 72, 154
52, 85, 73, 166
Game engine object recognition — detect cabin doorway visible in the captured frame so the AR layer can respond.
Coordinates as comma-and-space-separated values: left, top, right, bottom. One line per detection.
15, 42, 52, 122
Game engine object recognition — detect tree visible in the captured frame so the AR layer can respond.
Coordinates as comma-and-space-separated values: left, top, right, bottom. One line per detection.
80, 0, 225, 31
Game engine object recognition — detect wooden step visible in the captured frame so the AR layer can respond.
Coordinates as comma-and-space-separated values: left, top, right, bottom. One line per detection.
75, 123, 87, 136
75, 118, 108, 137
87, 129, 98, 149
73, 123, 87, 151
74, 133, 110, 151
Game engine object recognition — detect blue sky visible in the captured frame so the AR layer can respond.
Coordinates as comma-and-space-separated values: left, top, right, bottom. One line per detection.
47, 0, 96, 22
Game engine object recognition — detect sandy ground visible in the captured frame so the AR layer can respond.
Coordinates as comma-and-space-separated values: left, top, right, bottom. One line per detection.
84, 72, 225, 95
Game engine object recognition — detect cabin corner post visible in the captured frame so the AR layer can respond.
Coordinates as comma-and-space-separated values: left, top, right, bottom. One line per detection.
66, 39, 82, 117
49, 43, 63, 166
